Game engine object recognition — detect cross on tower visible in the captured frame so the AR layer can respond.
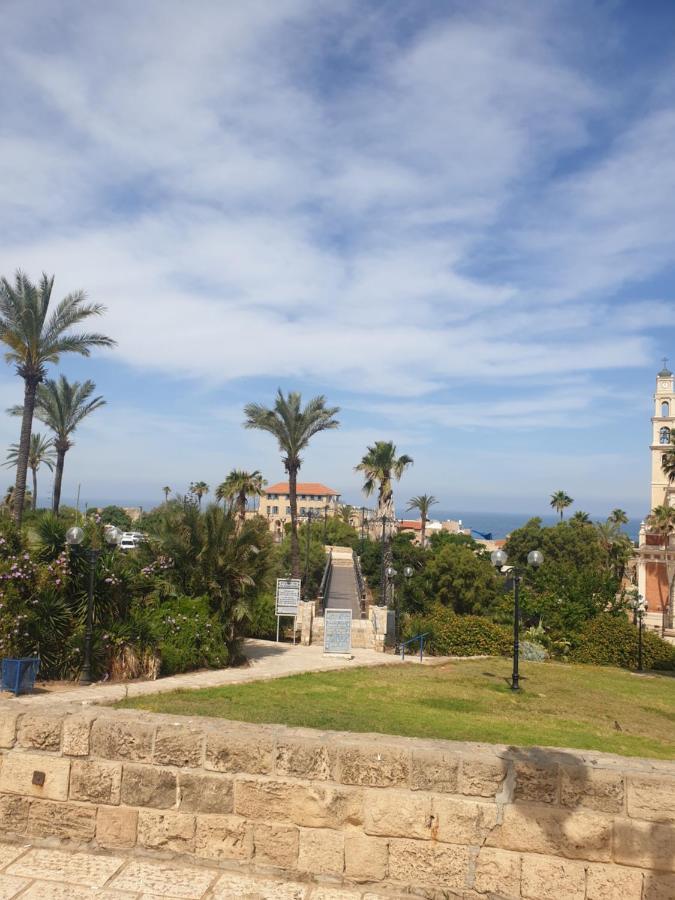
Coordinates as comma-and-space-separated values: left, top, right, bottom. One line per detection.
663, 357, 669, 370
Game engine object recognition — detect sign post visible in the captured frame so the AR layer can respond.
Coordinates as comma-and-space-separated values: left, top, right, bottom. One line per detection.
275, 578, 301, 643
324, 608, 352, 656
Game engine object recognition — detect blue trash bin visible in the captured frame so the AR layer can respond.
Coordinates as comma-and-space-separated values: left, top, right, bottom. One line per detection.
1, 657, 40, 695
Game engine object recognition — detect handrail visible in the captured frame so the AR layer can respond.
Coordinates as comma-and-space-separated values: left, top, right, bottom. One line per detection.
400, 632, 431, 661
353, 550, 367, 618
318, 550, 333, 613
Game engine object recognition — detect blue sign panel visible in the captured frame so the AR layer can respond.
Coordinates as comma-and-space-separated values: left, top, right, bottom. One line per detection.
324, 608, 352, 654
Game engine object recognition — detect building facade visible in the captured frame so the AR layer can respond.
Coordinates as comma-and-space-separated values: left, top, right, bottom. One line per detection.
259, 482, 341, 539
637, 365, 675, 631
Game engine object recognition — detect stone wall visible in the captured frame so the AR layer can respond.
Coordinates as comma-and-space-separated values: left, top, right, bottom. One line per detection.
0, 703, 673, 898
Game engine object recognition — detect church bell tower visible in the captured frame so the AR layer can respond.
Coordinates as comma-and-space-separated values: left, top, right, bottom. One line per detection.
650, 360, 675, 512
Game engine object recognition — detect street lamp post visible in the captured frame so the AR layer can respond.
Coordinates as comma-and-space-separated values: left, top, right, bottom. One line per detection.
323, 504, 329, 545
360, 506, 366, 553
490, 548, 544, 691
379, 515, 391, 607
67, 524, 122, 686
631, 593, 648, 672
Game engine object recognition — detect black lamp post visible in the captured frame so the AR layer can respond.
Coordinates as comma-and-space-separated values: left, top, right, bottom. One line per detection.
491, 548, 544, 691
304, 510, 317, 598
323, 504, 329, 544
67, 524, 122, 686
379, 515, 391, 606
360, 507, 367, 552
631, 593, 648, 672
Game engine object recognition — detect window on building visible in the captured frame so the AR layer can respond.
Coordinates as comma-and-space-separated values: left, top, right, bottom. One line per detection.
272, 506, 279, 515
286, 506, 291, 514
662, 401, 670, 417
660, 426, 671, 444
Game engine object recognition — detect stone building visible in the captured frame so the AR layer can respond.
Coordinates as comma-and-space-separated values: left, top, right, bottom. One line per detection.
258, 482, 341, 539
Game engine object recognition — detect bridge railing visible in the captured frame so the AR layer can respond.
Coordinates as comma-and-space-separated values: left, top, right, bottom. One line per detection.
353, 549, 367, 617
317, 550, 333, 615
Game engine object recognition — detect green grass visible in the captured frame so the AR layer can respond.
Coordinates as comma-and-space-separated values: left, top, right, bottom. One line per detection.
118, 658, 675, 759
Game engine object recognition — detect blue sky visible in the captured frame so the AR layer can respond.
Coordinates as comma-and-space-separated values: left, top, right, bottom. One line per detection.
1, 0, 675, 517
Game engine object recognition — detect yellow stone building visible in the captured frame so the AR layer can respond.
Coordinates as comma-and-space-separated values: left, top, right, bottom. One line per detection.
259, 482, 341, 539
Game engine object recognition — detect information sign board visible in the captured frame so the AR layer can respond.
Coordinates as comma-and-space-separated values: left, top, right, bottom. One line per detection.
276, 578, 301, 616
324, 608, 352, 654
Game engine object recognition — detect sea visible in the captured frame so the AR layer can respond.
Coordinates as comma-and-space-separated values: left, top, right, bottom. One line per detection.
429, 510, 642, 542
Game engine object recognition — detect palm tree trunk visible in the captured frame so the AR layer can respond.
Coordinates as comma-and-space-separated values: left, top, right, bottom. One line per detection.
31, 466, 38, 511
238, 490, 246, 529
52, 447, 67, 514
288, 464, 300, 578
13, 378, 38, 526
421, 518, 426, 548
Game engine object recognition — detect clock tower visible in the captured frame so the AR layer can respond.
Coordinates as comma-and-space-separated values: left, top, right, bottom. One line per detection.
650, 361, 675, 511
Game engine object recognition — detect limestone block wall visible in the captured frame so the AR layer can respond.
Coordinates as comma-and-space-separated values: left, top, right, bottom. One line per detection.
0, 703, 673, 898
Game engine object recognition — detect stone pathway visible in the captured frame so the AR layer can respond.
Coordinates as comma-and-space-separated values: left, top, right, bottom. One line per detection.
9, 639, 402, 708
0, 842, 395, 898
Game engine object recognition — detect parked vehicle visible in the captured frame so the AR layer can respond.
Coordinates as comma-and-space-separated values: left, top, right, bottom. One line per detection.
119, 532, 145, 551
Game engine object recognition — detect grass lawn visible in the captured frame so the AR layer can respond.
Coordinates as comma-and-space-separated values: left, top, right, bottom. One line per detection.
118, 658, 675, 760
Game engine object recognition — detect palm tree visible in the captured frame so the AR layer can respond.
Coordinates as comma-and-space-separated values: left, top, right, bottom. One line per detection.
662, 434, 675, 485
162, 486, 171, 503
190, 481, 210, 508
550, 490, 574, 521
216, 470, 266, 526
244, 390, 340, 578
10, 376, 106, 514
338, 504, 354, 526
356, 441, 413, 604
407, 494, 438, 547
570, 510, 591, 525
0, 271, 114, 525
608, 508, 629, 527
5, 432, 55, 510
2, 484, 32, 516
646, 504, 675, 633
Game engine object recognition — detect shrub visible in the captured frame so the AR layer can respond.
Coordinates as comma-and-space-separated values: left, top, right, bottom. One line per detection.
570, 614, 675, 671
403, 605, 512, 657
245, 592, 277, 640
520, 640, 548, 661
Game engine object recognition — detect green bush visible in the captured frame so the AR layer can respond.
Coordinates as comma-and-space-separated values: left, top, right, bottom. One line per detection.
245, 592, 277, 640
570, 614, 675, 671
403, 605, 512, 657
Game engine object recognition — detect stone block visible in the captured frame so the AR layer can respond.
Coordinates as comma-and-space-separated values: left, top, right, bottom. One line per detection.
110, 859, 215, 897
613, 818, 675, 872
137, 809, 196, 853
211, 874, 307, 900
560, 767, 624, 814
298, 827, 344, 875
121, 763, 177, 808
0, 794, 30, 834
205, 731, 274, 775
388, 839, 471, 888
521, 853, 586, 900
0, 709, 18, 748
7, 847, 125, 888
364, 789, 432, 839
514, 761, 559, 804
460, 756, 507, 797
432, 796, 498, 845
16, 714, 62, 751
62, 716, 93, 757
586, 862, 643, 900
626, 775, 675, 823
410, 748, 460, 793
178, 771, 233, 814
235, 777, 363, 828
90, 717, 154, 762
254, 822, 299, 868
154, 724, 204, 768
643, 873, 675, 900
27, 799, 97, 840
275, 739, 337, 781
473, 848, 521, 898
344, 833, 388, 882
486, 805, 612, 861
96, 806, 138, 849
194, 813, 254, 861
70, 759, 122, 805
0, 752, 71, 801
338, 744, 409, 787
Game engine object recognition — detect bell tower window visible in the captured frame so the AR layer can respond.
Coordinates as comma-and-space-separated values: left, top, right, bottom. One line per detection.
660, 426, 671, 444
662, 401, 670, 417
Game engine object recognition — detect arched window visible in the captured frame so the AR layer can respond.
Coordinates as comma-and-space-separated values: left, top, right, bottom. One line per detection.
660, 426, 671, 444
662, 401, 670, 417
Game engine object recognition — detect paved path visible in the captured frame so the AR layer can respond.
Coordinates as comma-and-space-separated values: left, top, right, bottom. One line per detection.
324, 565, 361, 618
0, 841, 396, 899
8, 639, 396, 707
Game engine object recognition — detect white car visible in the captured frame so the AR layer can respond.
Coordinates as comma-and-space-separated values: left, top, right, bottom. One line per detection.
119, 532, 145, 551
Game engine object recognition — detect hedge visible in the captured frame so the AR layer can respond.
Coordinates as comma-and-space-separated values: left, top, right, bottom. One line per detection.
570, 613, 675, 671
403, 605, 512, 657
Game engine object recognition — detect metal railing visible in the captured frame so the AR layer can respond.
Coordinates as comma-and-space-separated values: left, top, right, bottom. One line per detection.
317, 550, 333, 615
400, 632, 431, 661
353, 550, 367, 618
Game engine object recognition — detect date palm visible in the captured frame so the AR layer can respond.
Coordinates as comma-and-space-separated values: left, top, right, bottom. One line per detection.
356, 440, 413, 604
10, 375, 106, 514
550, 490, 573, 521
0, 271, 114, 525
608, 508, 629, 527
646, 504, 675, 633
662, 434, 675, 485
5, 432, 55, 510
216, 470, 266, 526
162, 486, 171, 503
407, 494, 438, 547
244, 390, 340, 579
189, 481, 210, 509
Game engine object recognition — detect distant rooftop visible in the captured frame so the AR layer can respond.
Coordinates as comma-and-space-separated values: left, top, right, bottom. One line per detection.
264, 482, 339, 496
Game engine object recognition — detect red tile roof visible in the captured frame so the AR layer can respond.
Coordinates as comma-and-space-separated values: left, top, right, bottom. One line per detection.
264, 482, 340, 496
398, 520, 422, 531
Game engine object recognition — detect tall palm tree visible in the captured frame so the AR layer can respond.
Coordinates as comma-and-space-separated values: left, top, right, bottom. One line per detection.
550, 490, 574, 521
407, 494, 438, 547
190, 481, 210, 508
5, 432, 55, 510
356, 441, 413, 604
244, 390, 340, 578
162, 486, 171, 503
608, 508, 629, 527
570, 510, 591, 525
216, 470, 266, 526
338, 503, 354, 526
646, 504, 675, 633
10, 376, 106, 514
0, 271, 114, 525
662, 434, 675, 485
